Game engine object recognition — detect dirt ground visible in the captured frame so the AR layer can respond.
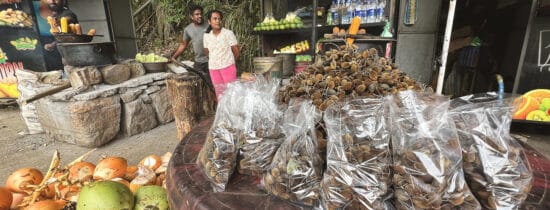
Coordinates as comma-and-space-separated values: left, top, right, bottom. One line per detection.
0, 106, 180, 183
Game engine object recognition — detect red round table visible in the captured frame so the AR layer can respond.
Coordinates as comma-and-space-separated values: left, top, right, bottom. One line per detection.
166, 118, 550, 210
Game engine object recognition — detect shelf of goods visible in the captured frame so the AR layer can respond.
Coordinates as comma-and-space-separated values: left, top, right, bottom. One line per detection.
253, 22, 386, 35
256, 0, 397, 58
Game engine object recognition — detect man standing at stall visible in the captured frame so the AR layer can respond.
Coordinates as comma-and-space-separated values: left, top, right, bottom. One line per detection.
34, 0, 78, 71
171, 5, 211, 86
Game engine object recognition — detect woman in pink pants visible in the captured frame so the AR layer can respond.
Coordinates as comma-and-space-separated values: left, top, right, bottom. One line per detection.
203, 10, 240, 101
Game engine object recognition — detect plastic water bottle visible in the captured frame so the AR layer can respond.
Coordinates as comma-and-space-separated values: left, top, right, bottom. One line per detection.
366, 0, 371, 23
347, 4, 354, 23
367, 0, 375, 23
330, 0, 339, 25
377, 0, 386, 22
340, 0, 346, 24
340, 1, 349, 24
360, 0, 367, 23
354, 0, 361, 19
349, 0, 355, 18
340, 0, 347, 24
342, 0, 352, 24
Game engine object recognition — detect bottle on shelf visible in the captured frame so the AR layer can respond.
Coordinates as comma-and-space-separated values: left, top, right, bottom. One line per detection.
354, 0, 362, 20
377, 0, 386, 22
360, 0, 367, 24
329, 0, 341, 25
342, 0, 348, 24
326, 8, 333, 25
344, 0, 354, 24
367, 0, 376, 23
340, 0, 348, 24
329, 0, 338, 25
338, 0, 346, 24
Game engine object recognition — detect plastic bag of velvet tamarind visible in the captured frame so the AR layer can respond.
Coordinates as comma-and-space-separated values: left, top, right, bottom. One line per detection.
237, 78, 285, 176
450, 92, 532, 209
196, 82, 248, 192
320, 97, 393, 210
262, 99, 324, 207
390, 90, 481, 210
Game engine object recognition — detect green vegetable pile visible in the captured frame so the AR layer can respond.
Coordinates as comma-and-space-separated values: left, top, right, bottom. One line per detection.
135, 53, 168, 63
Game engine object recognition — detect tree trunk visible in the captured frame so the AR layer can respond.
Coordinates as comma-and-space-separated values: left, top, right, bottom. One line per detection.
166, 73, 216, 141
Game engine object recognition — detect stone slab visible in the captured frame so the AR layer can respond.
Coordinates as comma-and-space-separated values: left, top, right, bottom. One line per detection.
150, 87, 174, 124
151, 80, 167, 86
36, 96, 121, 147
73, 85, 120, 101
145, 85, 161, 95
100, 64, 131, 85
121, 97, 158, 136
120, 88, 143, 103
66, 66, 103, 90
122, 59, 146, 78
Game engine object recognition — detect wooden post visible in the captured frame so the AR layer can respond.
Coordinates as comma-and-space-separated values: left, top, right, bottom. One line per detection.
436, 0, 457, 94
166, 73, 216, 141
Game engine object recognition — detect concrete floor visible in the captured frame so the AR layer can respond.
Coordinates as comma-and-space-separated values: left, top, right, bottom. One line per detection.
0, 106, 180, 183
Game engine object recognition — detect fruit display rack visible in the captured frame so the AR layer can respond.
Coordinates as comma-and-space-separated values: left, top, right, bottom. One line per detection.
257, 0, 398, 58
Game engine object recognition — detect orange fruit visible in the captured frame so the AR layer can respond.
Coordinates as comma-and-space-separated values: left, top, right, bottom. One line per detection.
0, 187, 12, 210
93, 157, 128, 180
513, 96, 540, 120
68, 161, 96, 182
139, 155, 162, 171
523, 89, 550, 102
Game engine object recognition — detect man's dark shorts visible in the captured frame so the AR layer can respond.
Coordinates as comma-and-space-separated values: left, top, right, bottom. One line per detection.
193, 62, 212, 87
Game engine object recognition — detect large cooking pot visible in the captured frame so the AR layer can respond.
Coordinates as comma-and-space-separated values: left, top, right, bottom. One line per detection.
57, 42, 116, 66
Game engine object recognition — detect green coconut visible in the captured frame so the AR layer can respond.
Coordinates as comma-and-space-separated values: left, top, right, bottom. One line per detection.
77, 180, 134, 210
134, 185, 169, 210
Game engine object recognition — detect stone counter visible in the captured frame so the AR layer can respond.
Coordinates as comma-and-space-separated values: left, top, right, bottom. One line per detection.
36, 72, 174, 147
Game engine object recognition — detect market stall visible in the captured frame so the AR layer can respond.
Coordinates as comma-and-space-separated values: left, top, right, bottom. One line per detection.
252, 0, 397, 79
165, 43, 550, 209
